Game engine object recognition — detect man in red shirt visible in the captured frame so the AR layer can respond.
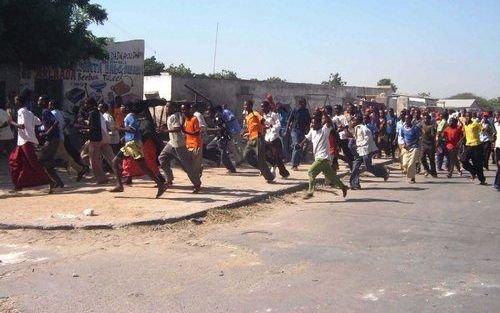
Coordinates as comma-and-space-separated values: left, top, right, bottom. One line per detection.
442, 117, 463, 178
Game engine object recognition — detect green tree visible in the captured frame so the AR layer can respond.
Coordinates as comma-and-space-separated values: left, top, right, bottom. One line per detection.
265, 77, 287, 83
321, 73, 347, 87
144, 56, 165, 76
165, 63, 193, 77
488, 97, 500, 111
377, 78, 397, 92
0, 0, 108, 67
208, 70, 238, 80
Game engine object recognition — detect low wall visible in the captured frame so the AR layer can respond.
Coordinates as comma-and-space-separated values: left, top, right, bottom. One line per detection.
169, 75, 391, 114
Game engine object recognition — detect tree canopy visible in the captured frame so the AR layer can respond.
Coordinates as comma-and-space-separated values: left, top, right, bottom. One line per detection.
321, 73, 346, 87
417, 92, 431, 98
265, 77, 287, 83
165, 63, 193, 77
144, 56, 165, 76
377, 78, 397, 92
208, 70, 238, 80
0, 0, 108, 67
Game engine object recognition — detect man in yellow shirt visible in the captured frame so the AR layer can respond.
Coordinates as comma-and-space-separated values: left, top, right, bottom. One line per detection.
242, 100, 275, 182
461, 112, 486, 184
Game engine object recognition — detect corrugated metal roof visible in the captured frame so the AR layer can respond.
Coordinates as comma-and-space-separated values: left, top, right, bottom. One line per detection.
437, 99, 476, 108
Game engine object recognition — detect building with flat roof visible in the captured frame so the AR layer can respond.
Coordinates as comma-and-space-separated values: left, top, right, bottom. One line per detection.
436, 99, 479, 110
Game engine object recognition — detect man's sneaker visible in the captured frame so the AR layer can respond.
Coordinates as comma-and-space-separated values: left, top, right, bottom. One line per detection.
291, 166, 299, 171
342, 186, 348, 198
303, 193, 313, 200
110, 186, 124, 193
192, 185, 201, 194
155, 182, 166, 198
76, 169, 86, 182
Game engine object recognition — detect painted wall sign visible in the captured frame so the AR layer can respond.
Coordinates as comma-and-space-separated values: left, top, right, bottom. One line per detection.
19, 40, 145, 115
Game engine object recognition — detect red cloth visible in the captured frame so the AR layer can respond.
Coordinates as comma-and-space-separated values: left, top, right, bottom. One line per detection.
122, 138, 160, 177
443, 126, 463, 150
9, 143, 50, 188
328, 130, 336, 156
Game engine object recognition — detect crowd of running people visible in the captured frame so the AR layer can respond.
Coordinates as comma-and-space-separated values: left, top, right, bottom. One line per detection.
0, 93, 499, 200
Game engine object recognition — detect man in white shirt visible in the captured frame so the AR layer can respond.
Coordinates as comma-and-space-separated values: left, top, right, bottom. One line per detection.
332, 105, 353, 170
158, 102, 201, 189
349, 115, 389, 190
261, 101, 289, 178
9, 95, 51, 190
298, 109, 348, 199
0, 101, 14, 155
396, 110, 407, 171
99, 102, 120, 152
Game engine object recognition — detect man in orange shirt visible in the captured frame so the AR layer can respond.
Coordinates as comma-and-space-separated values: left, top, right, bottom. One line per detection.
182, 103, 203, 193
242, 100, 275, 182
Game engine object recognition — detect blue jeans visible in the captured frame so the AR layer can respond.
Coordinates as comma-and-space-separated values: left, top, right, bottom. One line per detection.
291, 129, 305, 167
437, 141, 450, 170
280, 131, 291, 162
350, 153, 387, 188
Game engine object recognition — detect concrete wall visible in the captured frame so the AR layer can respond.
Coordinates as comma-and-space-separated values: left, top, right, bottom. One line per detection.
0, 64, 20, 106
144, 73, 172, 100
157, 74, 391, 114
2, 40, 144, 115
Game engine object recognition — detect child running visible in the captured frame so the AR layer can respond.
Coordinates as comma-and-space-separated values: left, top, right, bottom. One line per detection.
298, 108, 348, 199
110, 101, 165, 198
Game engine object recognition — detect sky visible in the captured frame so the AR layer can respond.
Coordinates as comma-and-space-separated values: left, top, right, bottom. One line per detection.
89, 0, 500, 99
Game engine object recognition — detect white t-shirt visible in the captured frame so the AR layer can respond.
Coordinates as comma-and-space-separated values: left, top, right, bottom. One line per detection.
167, 112, 186, 148
17, 107, 41, 146
396, 120, 405, 145
263, 112, 280, 142
100, 113, 111, 144
193, 111, 207, 130
102, 112, 120, 144
305, 124, 331, 160
355, 124, 378, 156
495, 121, 500, 149
332, 114, 349, 140
0, 109, 14, 140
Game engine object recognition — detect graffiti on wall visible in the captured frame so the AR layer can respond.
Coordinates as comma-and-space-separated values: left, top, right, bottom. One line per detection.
19, 40, 145, 114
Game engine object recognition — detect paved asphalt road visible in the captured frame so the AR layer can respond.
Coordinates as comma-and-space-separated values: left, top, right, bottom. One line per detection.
1, 167, 499, 312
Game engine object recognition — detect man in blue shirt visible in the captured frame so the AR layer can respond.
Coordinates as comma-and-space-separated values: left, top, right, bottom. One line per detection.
220, 106, 243, 165
386, 108, 397, 159
400, 114, 421, 183
110, 101, 165, 198
37, 95, 64, 193
285, 99, 311, 170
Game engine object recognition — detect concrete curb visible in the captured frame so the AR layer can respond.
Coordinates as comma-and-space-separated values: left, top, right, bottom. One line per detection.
0, 160, 394, 231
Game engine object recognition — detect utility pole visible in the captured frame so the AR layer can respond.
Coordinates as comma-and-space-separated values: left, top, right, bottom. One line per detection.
212, 22, 219, 74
